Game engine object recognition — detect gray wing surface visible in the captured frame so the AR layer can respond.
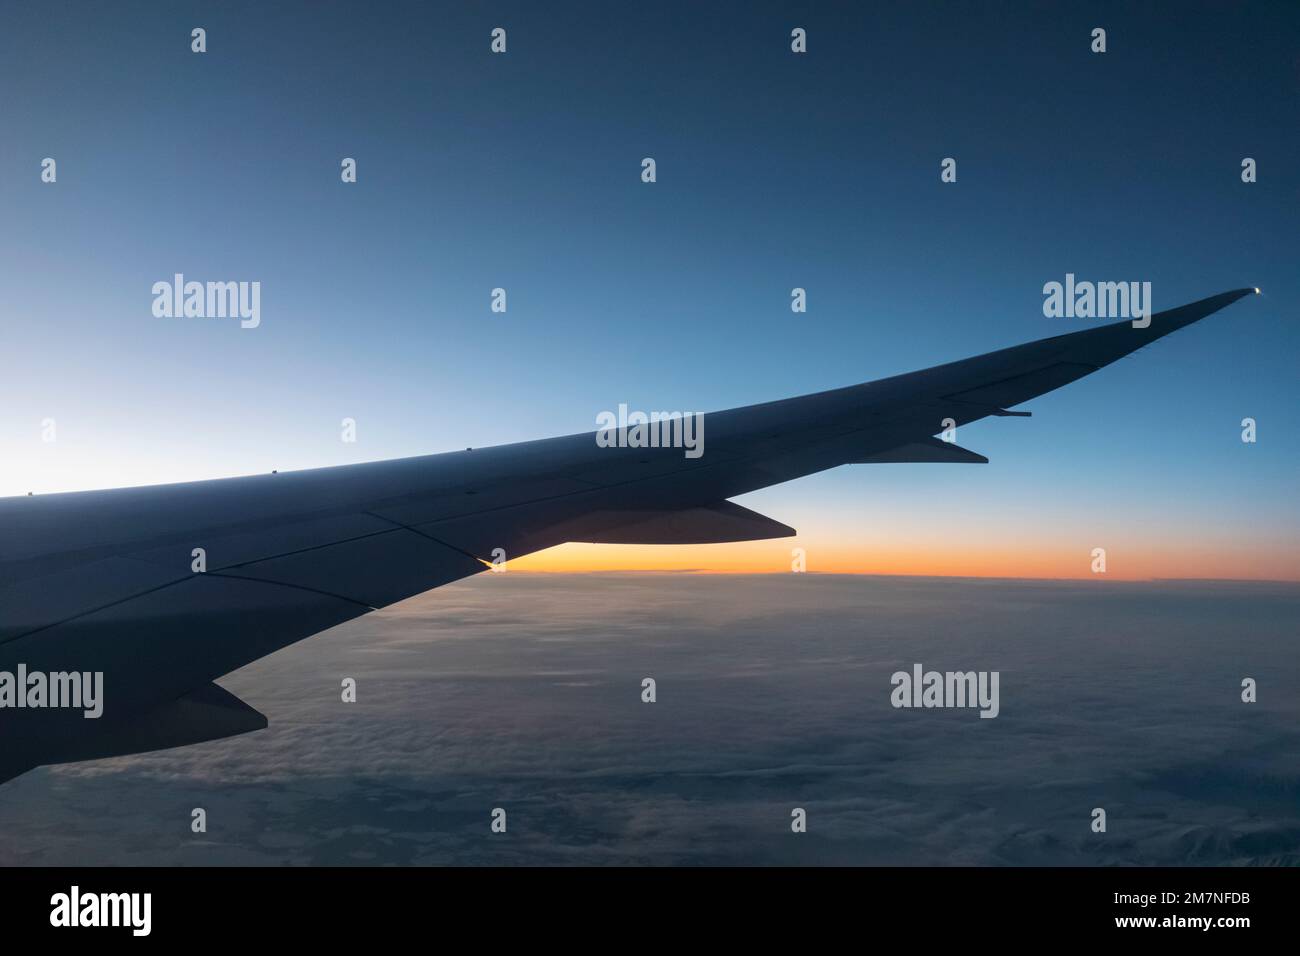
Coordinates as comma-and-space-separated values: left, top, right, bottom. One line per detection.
0, 288, 1258, 780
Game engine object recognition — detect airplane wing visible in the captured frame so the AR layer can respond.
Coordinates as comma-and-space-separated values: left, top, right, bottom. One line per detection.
0, 288, 1258, 781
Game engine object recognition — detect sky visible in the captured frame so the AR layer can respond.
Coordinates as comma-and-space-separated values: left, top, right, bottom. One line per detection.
1, 1, 1296, 579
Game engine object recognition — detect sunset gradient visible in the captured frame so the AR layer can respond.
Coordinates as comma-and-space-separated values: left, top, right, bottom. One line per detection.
1, 2, 1296, 584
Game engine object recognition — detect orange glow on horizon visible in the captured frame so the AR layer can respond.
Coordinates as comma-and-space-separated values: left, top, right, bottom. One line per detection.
506, 540, 1300, 582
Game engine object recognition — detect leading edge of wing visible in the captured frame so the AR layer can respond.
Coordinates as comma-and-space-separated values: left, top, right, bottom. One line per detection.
681, 286, 1262, 462
804, 287, 1261, 419
942, 286, 1259, 387
0, 288, 1257, 516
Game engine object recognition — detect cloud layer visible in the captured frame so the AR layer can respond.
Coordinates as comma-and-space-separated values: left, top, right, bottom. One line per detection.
2, 573, 1297, 865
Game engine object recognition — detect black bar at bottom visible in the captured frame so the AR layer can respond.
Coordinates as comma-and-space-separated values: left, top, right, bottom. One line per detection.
0, 866, 1281, 941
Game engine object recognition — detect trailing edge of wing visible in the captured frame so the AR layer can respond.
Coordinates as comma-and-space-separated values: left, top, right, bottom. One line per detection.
43, 681, 268, 766
572, 500, 796, 545
854, 436, 988, 464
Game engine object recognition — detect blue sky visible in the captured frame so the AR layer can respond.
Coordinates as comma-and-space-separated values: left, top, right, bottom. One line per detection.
1, 1, 1296, 577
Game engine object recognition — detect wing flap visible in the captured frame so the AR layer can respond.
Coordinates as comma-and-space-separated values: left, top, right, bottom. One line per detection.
43, 681, 268, 766
218, 527, 484, 609
854, 437, 988, 464
0, 556, 183, 643
570, 500, 796, 545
